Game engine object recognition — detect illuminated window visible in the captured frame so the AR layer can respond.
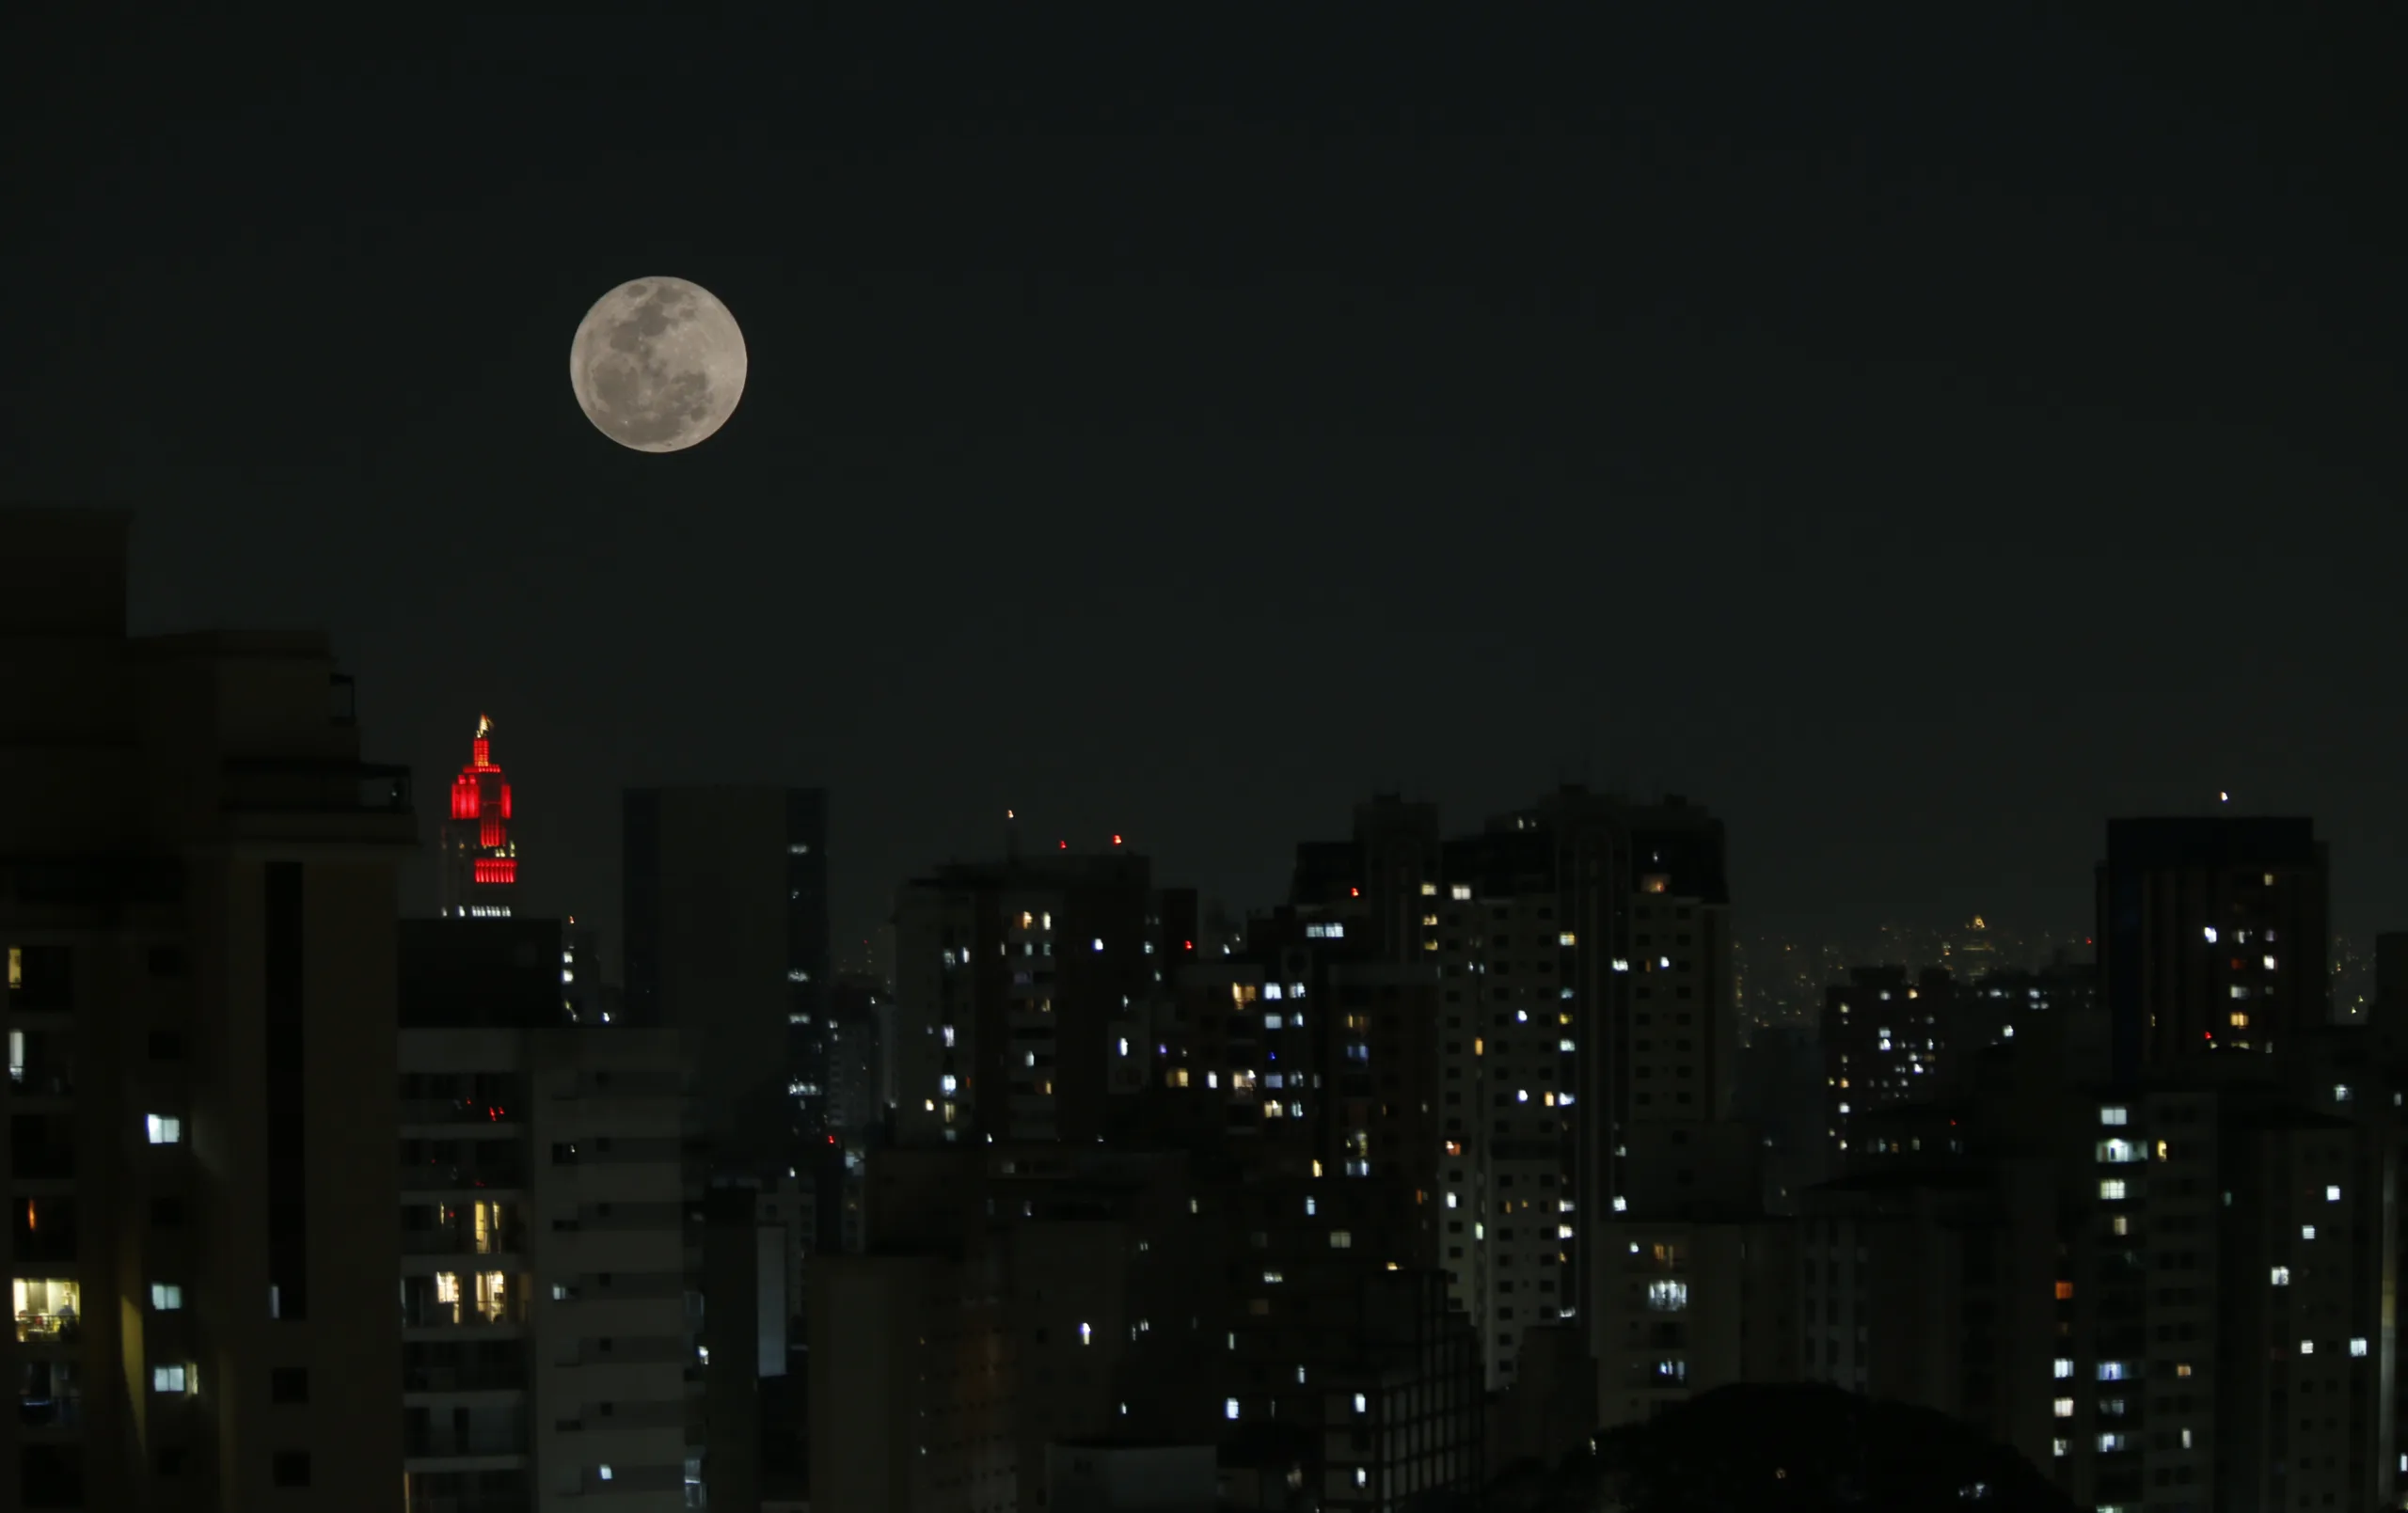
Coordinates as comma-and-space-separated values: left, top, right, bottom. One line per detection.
1329, 1231, 1352, 1249
1450, 885, 1471, 901
2270, 1268, 2289, 1286
1079, 1322, 1092, 1345
2053, 1359, 2074, 1379
150, 1284, 183, 1311
2097, 1361, 2126, 1381
2300, 1340, 2315, 1355
2052, 1397, 2074, 1418
2054, 1281, 2074, 1300
146, 1114, 182, 1144
2328, 1185, 2343, 1203
1353, 1393, 1368, 1413
2099, 1106, 2128, 1127
1646, 1280, 1687, 1312
153, 1364, 188, 1394
2352, 1338, 2369, 1357
1225, 1397, 1241, 1421
2098, 1179, 2127, 1201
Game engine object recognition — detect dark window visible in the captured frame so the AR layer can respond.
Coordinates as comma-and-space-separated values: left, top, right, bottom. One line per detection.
21, 1443, 82, 1507
271, 1368, 309, 1404
156, 1448, 187, 1476
272, 1453, 310, 1488
149, 1030, 185, 1060
147, 946, 188, 977
152, 1197, 185, 1228
8, 945, 74, 1009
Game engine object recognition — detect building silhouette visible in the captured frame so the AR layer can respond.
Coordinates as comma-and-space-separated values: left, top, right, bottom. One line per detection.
0, 509, 413, 1509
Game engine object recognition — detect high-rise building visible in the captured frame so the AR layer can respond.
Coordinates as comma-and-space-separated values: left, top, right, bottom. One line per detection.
2097, 816, 2330, 1080
1292, 788, 1738, 1391
440, 716, 519, 919
622, 787, 830, 1163
823, 972, 888, 1140
886, 849, 1195, 1149
396, 918, 695, 1513
1, 509, 413, 1509
1819, 965, 1955, 1159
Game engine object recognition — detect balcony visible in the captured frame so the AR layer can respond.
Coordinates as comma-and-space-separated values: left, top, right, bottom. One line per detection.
400, 1158, 526, 1194
403, 1225, 527, 1259
18, 1360, 81, 1427
400, 1099, 522, 1129
403, 1272, 524, 1332
404, 1422, 526, 1458
401, 1199, 524, 1259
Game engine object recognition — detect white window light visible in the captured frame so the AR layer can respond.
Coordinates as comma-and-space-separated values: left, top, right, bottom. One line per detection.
1353, 1393, 1368, 1414
2052, 1397, 2074, 1418
2301, 1340, 2315, 1356
2099, 1105, 2127, 1127
1092, 938, 1104, 953
2202, 926, 2217, 943
599, 1466, 614, 1482
2271, 1268, 2290, 1286
2303, 1224, 2317, 1240
1225, 1397, 1241, 1421
150, 1284, 183, 1311
2328, 1185, 2342, 1203
153, 1364, 188, 1394
1079, 1322, 1092, 1345
2352, 1337, 2369, 1357
146, 1114, 182, 1144
2099, 1179, 2127, 1201
2052, 1439, 2067, 1458
2053, 1359, 2074, 1379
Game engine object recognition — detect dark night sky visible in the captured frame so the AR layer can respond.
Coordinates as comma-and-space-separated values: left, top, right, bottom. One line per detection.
7, 9, 2404, 965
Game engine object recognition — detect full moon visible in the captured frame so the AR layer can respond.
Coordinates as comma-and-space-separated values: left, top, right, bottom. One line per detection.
568, 277, 748, 453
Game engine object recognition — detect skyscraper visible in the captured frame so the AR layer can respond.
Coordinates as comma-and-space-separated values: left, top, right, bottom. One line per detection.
395, 917, 694, 1512
440, 716, 518, 919
886, 848, 1194, 1149
1, 509, 412, 1509
1291, 788, 1738, 1390
2097, 816, 2330, 1080
622, 787, 830, 1162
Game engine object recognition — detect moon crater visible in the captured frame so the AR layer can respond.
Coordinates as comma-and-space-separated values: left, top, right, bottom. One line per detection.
569, 277, 747, 453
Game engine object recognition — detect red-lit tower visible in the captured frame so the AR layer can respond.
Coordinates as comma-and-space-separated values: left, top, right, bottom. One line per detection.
441, 714, 518, 918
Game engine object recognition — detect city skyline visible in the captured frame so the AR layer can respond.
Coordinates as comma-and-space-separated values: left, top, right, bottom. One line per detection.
7, 9, 2408, 1509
